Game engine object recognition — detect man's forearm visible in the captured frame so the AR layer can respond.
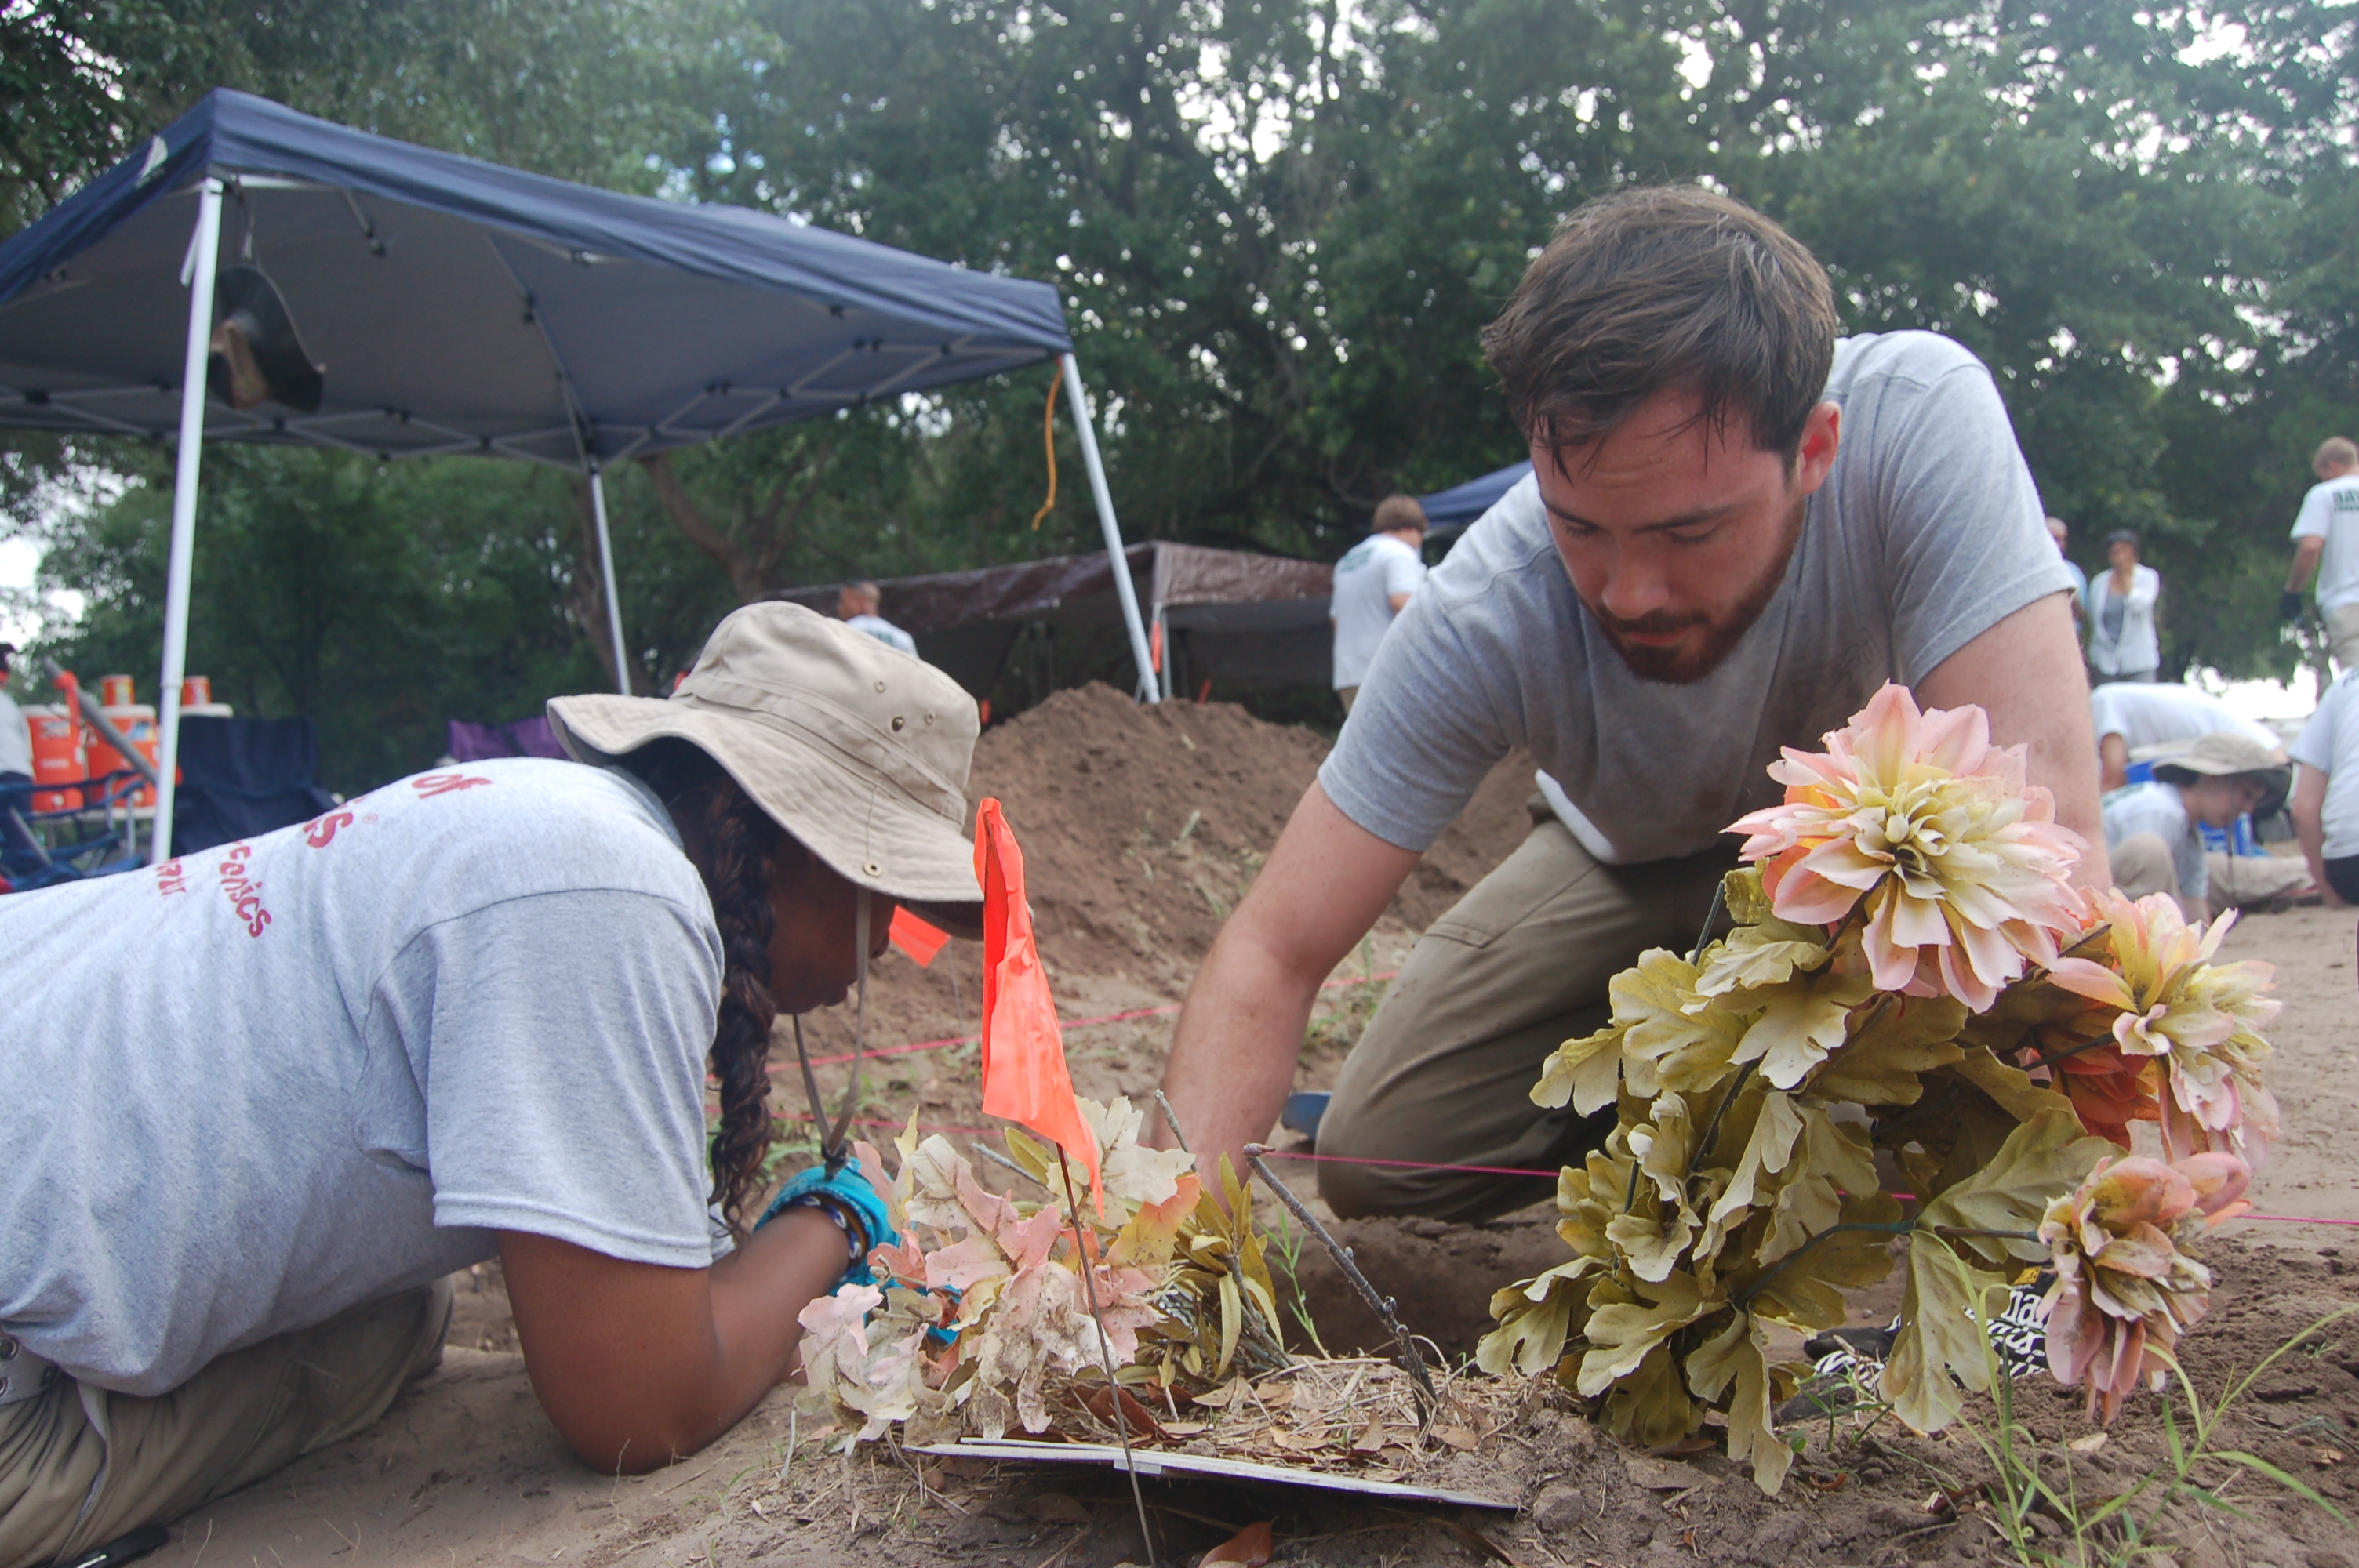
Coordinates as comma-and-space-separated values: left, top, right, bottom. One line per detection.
1160, 926, 1325, 1178
2288, 539, 2324, 593
1158, 781, 1422, 1187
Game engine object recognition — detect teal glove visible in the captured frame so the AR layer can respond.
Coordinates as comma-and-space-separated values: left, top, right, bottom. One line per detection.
758, 1155, 897, 1290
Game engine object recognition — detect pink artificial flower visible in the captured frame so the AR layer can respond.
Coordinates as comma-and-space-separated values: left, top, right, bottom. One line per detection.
2038, 1152, 2247, 1422
2047, 891, 2281, 1167
1728, 684, 2088, 1011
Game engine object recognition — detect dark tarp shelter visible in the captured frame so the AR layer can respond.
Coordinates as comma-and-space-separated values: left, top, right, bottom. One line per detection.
0, 88, 1157, 858
1419, 459, 1532, 538
773, 543, 1335, 701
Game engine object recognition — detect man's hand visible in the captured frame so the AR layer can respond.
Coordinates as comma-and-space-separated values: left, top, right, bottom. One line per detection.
1156, 781, 1419, 1187
500, 1209, 845, 1474
1917, 589, 2110, 891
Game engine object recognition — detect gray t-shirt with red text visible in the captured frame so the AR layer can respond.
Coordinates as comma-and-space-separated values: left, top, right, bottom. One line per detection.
1321, 331, 2070, 864
0, 758, 725, 1395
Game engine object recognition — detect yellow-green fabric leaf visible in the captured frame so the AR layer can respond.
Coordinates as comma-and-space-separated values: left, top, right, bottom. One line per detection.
1576, 1270, 1707, 1396
1735, 971, 1877, 1089
1476, 1261, 1594, 1377
1919, 1107, 2114, 1266
1533, 1025, 1624, 1113
1884, 1234, 2005, 1434
1608, 1200, 1699, 1284
1694, 920, 1833, 998
1761, 1108, 1877, 1265
1805, 995, 1968, 1105
1947, 1043, 2080, 1126
1708, 1089, 1804, 1225
1613, 950, 1747, 1100
1601, 1340, 1700, 1450
1743, 1192, 1901, 1332
1722, 867, 1772, 925
1685, 1312, 1791, 1494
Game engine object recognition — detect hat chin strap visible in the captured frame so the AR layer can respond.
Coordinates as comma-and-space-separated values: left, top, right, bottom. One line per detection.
792, 888, 872, 1178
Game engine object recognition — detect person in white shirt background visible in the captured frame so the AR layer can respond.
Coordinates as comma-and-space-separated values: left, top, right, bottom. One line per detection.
2088, 681, 2310, 906
2085, 527, 2163, 682
1329, 495, 1428, 713
2282, 436, 2359, 670
2291, 666, 2359, 909
835, 579, 918, 658
2103, 731, 2289, 922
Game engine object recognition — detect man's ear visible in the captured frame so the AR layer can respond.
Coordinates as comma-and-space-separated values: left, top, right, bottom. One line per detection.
1790, 401, 1841, 498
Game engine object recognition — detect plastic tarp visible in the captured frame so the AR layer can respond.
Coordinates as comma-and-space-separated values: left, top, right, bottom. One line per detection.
1419, 459, 1532, 537
772, 543, 1335, 695
0, 89, 1074, 465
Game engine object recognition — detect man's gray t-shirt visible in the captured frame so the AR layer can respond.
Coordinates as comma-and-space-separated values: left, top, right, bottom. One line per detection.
1321, 331, 2070, 865
1, 758, 726, 1395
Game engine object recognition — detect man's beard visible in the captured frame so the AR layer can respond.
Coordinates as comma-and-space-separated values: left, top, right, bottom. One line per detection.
1589, 495, 1807, 684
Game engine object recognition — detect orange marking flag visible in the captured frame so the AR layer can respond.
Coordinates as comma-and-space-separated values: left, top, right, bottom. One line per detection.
889, 906, 951, 968
973, 798, 1102, 1212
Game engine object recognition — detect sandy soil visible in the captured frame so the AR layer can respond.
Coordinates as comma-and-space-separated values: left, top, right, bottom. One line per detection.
129, 691, 2359, 1567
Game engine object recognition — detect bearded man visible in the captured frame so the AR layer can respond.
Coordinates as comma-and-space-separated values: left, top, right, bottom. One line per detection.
1157, 185, 2106, 1220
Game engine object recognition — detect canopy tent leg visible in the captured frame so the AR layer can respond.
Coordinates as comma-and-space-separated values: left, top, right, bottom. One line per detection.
152, 176, 225, 866
1059, 353, 1158, 704
587, 466, 631, 695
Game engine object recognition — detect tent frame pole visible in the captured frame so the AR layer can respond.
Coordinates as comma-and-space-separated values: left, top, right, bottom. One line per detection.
1058, 354, 1158, 704
587, 466, 631, 695
153, 176, 225, 865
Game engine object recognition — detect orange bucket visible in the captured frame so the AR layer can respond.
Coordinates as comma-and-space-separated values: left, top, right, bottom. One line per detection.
27, 707, 85, 812
96, 704, 158, 808
180, 676, 211, 708
100, 674, 135, 707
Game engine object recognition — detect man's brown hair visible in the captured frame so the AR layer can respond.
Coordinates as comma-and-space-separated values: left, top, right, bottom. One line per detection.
2316, 436, 2358, 472
1371, 495, 1427, 535
1481, 185, 1837, 462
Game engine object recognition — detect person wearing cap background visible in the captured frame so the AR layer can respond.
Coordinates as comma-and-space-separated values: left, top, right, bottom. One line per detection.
0, 604, 984, 1567
2085, 528, 2162, 683
2281, 437, 2359, 670
2102, 731, 2291, 921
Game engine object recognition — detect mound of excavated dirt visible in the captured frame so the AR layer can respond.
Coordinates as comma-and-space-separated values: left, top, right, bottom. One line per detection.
966, 682, 1533, 993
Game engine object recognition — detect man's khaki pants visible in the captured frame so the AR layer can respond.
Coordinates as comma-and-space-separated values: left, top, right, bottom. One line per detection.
2328, 603, 2359, 673
1317, 804, 1732, 1223
0, 1282, 450, 1568
2112, 833, 2315, 917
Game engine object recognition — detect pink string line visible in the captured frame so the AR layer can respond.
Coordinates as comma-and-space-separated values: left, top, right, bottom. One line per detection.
766, 1112, 2359, 1229
774, 967, 1401, 1073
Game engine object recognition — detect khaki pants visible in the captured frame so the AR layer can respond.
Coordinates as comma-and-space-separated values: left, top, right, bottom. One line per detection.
1336, 686, 1358, 714
0, 1282, 450, 1568
1317, 805, 1732, 1222
2110, 832, 2186, 913
2329, 603, 2359, 674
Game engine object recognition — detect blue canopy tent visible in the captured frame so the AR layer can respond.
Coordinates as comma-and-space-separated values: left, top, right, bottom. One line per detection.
0, 89, 1158, 860
1417, 459, 1532, 539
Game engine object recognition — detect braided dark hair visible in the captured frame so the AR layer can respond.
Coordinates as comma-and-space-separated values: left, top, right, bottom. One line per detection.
621, 739, 781, 1235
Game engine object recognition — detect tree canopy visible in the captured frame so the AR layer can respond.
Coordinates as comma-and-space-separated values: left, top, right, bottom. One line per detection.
2, 0, 2353, 791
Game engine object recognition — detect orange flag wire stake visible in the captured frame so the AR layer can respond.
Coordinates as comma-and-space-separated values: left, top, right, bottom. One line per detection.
888, 905, 951, 968
973, 798, 1103, 1214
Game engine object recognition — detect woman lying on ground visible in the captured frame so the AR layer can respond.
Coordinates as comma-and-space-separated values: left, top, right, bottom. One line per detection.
0, 604, 981, 1568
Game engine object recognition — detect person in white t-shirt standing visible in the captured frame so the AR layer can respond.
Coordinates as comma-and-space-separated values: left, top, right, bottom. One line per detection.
2282, 436, 2359, 670
836, 579, 918, 657
2085, 529, 2163, 682
2291, 666, 2359, 907
1329, 495, 1428, 713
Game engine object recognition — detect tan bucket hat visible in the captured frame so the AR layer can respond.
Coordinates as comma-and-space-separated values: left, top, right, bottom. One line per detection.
2150, 731, 2292, 818
547, 602, 983, 935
